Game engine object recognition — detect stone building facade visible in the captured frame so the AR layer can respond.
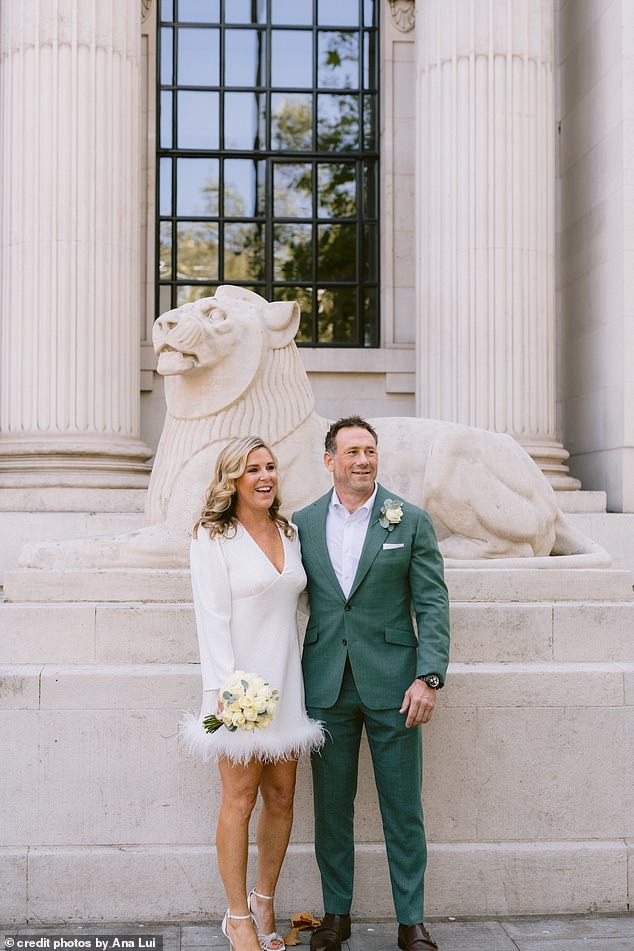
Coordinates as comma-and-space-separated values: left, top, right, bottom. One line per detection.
1, 0, 633, 924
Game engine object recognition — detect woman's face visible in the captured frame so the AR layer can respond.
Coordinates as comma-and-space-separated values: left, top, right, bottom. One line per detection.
234, 447, 278, 516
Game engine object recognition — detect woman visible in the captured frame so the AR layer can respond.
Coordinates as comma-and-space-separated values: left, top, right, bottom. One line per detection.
183, 436, 324, 951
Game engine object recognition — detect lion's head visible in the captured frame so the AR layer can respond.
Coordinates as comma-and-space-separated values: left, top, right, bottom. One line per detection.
153, 286, 301, 418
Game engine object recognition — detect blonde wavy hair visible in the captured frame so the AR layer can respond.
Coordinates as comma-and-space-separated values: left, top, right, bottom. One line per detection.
193, 435, 295, 539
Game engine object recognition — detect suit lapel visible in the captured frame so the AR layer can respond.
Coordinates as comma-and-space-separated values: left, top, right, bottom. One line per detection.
305, 492, 346, 601
348, 484, 390, 600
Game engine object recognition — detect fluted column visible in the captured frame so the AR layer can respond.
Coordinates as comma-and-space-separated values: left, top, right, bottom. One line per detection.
415, 0, 579, 489
0, 0, 151, 492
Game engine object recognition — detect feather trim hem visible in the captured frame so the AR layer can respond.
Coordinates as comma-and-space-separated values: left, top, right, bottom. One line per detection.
180, 711, 325, 765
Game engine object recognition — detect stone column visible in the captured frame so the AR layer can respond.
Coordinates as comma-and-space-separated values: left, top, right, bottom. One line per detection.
0, 0, 151, 503
415, 0, 579, 489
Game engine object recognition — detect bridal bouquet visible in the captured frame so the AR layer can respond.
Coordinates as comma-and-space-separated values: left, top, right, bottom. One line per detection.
202, 670, 280, 734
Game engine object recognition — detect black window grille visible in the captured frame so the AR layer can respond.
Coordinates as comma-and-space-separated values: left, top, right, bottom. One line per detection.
157, 0, 379, 346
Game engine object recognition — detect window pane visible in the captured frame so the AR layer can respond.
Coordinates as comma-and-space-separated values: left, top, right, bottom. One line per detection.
161, 0, 174, 20
363, 160, 377, 217
364, 0, 377, 27
160, 222, 173, 279
177, 91, 219, 148
273, 224, 313, 280
317, 94, 359, 149
363, 224, 377, 281
176, 222, 219, 279
225, 0, 266, 23
160, 91, 173, 148
363, 94, 376, 149
225, 30, 266, 87
318, 163, 356, 218
159, 284, 172, 315
271, 93, 313, 150
318, 0, 359, 26
272, 0, 313, 25
178, 28, 219, 85
176, 284, 217, 305
275, 286, 313, 341
224, 223, 266, 281
273, 163, 313, 217
271, 30, 313, 87
176, 158, 219, 215
160, 28, 173, 84
318, 224, 357, 280
224, 159, 266, 217
179, 0, 219, 21
160, 158, 172, 216
363, 287, 378, 345
363, 30, 377, 89
318, 32, 359, 89
317, 287, 356, 343
224, 92, 265, 149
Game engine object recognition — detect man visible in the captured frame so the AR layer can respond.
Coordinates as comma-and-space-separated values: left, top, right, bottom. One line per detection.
293, 416, 450, 951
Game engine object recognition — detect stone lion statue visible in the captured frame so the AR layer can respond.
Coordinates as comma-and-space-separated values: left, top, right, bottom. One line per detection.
21, 286, 609, 569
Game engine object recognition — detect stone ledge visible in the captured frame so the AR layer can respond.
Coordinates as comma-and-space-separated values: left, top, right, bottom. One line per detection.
4, 566, 632, 603
3, 840, 626, 923
555, 490, 607, 513
1, 662, 631, 711
2, 599, 634, 666
0, 847, 27, 923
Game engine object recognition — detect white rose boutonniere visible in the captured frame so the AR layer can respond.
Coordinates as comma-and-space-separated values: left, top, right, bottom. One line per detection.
378, 498, 404, 531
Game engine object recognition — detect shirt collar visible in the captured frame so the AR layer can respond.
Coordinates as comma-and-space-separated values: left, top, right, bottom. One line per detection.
330, 483, 378, 516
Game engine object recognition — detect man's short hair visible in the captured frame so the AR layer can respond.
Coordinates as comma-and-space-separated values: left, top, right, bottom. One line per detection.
324, 416, 378, 455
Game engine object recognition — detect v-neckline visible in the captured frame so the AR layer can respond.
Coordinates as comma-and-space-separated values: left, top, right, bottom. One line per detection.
239, 522, 286, 576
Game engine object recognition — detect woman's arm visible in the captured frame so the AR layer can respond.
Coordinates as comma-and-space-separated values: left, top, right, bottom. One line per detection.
190, 530, 235, 694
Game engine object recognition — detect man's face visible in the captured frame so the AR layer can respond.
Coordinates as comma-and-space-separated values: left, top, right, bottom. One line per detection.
325, 426, 378, 499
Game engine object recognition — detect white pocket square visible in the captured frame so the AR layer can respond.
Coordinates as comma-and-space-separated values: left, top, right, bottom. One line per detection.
383, 542, 405, 549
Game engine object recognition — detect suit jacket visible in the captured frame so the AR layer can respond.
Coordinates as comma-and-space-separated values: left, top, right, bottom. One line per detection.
293, 483, 450, 710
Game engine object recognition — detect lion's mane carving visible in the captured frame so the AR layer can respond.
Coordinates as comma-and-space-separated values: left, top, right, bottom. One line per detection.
21, 286, 609, 569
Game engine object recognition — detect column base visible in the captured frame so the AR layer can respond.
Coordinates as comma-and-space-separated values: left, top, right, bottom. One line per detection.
517, 439, 582, 492
0, 435, 153, 492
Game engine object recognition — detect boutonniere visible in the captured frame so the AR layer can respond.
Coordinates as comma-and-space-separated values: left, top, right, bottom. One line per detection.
378, 498, 404, 531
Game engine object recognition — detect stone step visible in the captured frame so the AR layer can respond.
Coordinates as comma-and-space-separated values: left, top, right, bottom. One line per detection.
4, 565, 633, 603
3, 661, 632, 712
1, 662, 632, 920
2, 840, 629, 923
2, 599, 633, 665
0, 510, 145, 586
555, 490, 607, 513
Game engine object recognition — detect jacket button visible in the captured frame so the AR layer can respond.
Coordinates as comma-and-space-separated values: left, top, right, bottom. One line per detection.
342, 639, 347, 646
344, 603, 351, 611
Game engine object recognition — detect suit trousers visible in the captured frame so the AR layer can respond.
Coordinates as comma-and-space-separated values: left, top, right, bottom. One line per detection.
307, 660, 427, 925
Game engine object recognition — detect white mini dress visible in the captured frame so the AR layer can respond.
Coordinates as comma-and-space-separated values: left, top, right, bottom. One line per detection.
182, 522, 324, 764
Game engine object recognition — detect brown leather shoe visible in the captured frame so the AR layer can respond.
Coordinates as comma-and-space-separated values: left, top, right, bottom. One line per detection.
397, 922, 438, 951
310, 913, 352, 951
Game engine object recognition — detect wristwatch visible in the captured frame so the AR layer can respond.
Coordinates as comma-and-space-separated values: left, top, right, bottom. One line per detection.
418, 673, 442, 689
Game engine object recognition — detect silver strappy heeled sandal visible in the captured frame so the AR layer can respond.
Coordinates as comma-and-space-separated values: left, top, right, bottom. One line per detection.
247, 889, 286, 951
221, 909, 258, 951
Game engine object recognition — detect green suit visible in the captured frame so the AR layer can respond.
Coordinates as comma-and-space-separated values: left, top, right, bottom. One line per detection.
293, 483, 450, 924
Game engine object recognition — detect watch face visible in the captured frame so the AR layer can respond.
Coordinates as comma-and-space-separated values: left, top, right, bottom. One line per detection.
424, 674, 441, 689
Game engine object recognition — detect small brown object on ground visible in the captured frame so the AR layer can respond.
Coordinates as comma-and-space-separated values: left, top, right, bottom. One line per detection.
284, 912, 322, 946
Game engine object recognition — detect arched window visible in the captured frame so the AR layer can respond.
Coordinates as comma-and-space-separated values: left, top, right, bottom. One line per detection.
157, 0, 379, 345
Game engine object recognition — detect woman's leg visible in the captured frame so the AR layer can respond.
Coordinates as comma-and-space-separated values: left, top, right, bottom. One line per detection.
250, 757, 298, 936
216, 756, 262, 951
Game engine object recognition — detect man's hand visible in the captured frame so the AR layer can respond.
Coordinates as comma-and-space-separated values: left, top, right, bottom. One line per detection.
400, 679, 437, 727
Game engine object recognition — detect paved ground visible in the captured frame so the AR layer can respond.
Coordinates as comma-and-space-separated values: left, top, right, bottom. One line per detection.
3, 915, 634, 951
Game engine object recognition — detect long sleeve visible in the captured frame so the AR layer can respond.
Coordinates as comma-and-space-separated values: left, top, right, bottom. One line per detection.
190, 529, 235, 693
409, 511, 451, 684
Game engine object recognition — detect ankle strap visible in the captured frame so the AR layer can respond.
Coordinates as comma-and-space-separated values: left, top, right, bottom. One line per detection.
226, 911, 252, 920
252, 889, 274, 901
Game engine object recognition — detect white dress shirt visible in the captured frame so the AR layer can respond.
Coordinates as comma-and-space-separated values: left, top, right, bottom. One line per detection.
326, 484, 378, 598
